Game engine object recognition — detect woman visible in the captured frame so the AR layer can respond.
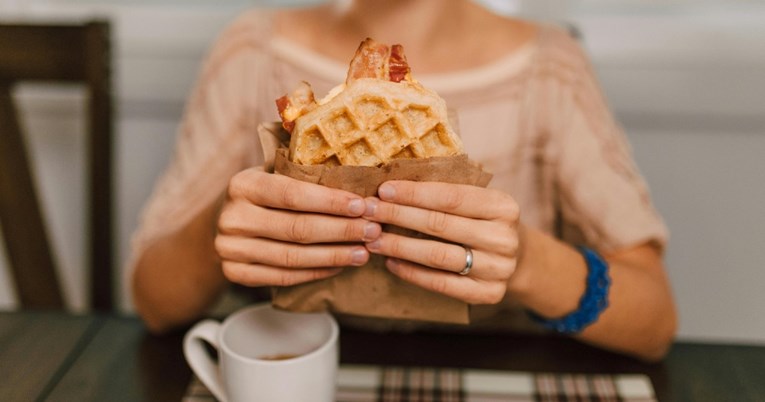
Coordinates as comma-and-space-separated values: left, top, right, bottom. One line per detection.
130, 0, 677, 361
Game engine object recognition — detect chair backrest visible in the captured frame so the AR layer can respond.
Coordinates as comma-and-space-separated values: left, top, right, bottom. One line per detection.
0, 21, 114, 310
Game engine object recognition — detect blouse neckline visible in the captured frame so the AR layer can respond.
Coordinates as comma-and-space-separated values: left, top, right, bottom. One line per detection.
268, 28, 540, 94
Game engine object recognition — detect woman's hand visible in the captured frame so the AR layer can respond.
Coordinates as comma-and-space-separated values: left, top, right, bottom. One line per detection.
215, 168, 381, 287
362, 181, 520, 305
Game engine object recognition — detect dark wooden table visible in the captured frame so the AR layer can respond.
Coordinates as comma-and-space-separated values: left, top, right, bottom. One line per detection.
1, 311, 764, 401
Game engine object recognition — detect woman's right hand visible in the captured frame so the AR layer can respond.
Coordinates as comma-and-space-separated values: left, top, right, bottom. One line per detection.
215, 167, 381, 287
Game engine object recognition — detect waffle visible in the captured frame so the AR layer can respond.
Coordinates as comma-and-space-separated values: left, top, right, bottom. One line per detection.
289, 78, 464, 166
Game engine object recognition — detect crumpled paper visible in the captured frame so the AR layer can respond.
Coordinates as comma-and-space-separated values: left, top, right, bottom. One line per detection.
258, 122, 492, 324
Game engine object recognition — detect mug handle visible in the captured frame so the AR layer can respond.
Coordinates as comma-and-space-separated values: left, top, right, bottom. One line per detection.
183, 319, 227, 402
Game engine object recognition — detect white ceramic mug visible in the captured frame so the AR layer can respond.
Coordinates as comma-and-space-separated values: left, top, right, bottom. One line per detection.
183, 304, 339, 402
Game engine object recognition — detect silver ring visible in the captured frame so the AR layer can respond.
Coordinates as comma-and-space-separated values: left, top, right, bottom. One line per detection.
459, 246, 473, 276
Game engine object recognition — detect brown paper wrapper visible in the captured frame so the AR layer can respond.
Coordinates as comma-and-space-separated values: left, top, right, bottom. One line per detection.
258, 122, 492, 324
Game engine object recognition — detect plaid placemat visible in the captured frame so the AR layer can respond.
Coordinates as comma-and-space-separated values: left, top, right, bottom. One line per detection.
184, 365, 656, 402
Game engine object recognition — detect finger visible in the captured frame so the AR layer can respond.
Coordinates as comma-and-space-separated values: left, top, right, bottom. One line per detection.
231, 170, 366, 217
376, 181, 519, 222
364, 198, 516, 251
219, 204, 381, 243
366, 232, 500, 277
222, 261, 343, 287
385, 259, 507, 305
216, 236, 370, 268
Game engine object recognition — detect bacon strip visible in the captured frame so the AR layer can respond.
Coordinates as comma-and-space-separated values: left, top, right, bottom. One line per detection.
345, 38, 412, 84
346, 38, 390, 84
388, 44, 410, 83
275, 95, 295, 133
275, 81, 316, 133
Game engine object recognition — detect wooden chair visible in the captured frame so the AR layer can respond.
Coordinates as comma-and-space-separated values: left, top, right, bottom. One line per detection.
0, 21, 114, 310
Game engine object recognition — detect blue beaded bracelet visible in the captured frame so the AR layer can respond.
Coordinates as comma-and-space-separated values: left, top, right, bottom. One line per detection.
528, 246, 611, 334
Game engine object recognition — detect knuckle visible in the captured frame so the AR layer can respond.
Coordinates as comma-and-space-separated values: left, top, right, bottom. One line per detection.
216, 205, 238, 234
221, 261, 240, 282
228, 169, 260, 200
485, 284, 507, 304
426, 211, 449, 234
494, 260, 513, 279
395, 262, 415, 281
442, 189, 465, 211
387, 204, 403, 223
287, 215, 311, 243
426, 245, 451, 268
327, 193, 348, 215
311, 269, 331, 282
280, 180, 302, 209
400, 186, 416, 204
498, 196, 520, 222
429, 277, 450, 296
505, 232, 519, 255
213, 235, 228, 258
226, 173, 245, 199
277, 272, 297, 287
247, 171, 269, 198
509, 205, 521, 222
331, 249, 349, 267
387, 236, 403, 257
283, 247, 302, 268
492, 227, 517, 257
344, 221, 362, 241
474, 283, 506, 305
505, 259, 518, 277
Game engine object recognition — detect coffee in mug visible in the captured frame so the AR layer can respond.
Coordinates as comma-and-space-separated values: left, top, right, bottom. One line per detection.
258, 353, 301, 361
184, 304, 338, 402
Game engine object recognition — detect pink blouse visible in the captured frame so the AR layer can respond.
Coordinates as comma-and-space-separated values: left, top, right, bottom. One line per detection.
129, 10, 667, 330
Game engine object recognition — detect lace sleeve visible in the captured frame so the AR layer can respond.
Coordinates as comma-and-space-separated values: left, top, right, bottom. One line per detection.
548, 31, 668, 252
126, 10, 271, 276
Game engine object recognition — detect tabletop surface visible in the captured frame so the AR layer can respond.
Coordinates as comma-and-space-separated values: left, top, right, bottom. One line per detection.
1, 311, 764, 401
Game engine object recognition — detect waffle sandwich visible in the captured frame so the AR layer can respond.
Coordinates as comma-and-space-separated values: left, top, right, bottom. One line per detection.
276, 38, 464, 167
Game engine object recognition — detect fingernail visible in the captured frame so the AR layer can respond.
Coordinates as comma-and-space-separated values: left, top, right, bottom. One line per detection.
366, 239, 381, 251
378, 183, 395, 200
351, 248, 367, 265
348, 199, 365, 215
363, 223, 381, 241
363, 198, 378, 218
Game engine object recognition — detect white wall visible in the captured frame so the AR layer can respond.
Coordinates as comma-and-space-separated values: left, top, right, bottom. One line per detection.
0, 2, 250, 311
572, 3, 765, 343
1, 1, 764, 344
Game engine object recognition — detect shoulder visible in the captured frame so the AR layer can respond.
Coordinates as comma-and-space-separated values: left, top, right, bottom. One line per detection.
468, 11, 538, 68
532, 23, 595, 78
205, 8, 275, 62
463, 13, 590, 80
221, 8, 274, 41
193, 8, 277, 85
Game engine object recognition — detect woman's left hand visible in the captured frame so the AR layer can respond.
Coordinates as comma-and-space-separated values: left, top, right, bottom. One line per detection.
363, 180, 521, 305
